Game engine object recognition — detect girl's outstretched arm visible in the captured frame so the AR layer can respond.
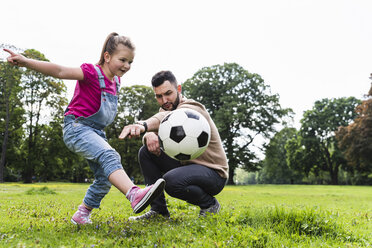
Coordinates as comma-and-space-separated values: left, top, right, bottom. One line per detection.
3, 49, 84, 80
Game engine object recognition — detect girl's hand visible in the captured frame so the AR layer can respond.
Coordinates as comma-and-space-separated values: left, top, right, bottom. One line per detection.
3, 49, 27, 67
3, 48, 84, 80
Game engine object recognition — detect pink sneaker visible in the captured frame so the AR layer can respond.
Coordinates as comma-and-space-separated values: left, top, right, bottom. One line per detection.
71, 204, 92, 225
127, 178, 165, 214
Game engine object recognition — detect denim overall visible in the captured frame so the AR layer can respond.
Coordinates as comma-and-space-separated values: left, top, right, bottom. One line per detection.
63, 66, 122, 209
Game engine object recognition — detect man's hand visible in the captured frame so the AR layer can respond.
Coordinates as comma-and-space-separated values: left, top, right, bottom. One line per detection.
119, 124, 145, 139
144, 132, 162, 156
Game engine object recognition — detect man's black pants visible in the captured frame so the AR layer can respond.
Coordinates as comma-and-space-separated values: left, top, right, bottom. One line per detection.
138, 145, 227, 215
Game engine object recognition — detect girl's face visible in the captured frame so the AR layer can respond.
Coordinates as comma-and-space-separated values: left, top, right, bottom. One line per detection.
104, 44, 134, 78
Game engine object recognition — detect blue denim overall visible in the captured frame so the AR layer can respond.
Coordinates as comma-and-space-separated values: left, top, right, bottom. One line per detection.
63, 66, 122, 209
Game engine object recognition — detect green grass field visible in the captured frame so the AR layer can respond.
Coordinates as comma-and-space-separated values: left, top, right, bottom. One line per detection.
0, 183, 371, 247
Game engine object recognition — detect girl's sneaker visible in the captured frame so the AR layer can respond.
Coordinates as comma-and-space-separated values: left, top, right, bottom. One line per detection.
71, 204, 92, 225
127, 178, 166, 214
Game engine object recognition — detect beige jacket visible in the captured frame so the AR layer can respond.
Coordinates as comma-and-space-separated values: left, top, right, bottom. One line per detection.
151, 98, 229, 179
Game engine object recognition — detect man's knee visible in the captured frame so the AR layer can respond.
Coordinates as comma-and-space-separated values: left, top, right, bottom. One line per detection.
163, 172, 183, 197
138, 145, 149, 161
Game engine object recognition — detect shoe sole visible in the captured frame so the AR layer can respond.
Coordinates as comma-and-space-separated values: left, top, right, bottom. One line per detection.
133, 178, 166, 214
215, 201, 221, 213
70, 218, 92, 225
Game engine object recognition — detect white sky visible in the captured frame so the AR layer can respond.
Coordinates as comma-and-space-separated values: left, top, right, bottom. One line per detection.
2, 0, 372, 128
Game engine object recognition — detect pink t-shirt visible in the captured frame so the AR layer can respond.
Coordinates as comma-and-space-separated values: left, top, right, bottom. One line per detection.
65, 63, 120, 118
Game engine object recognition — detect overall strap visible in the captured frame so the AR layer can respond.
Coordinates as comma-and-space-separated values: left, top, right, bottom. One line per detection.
114, 76, 120, 92
94, 65, 106, 89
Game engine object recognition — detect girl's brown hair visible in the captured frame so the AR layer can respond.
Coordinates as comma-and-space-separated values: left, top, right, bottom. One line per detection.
369, 73, 372, 96
98, 32, 135, 65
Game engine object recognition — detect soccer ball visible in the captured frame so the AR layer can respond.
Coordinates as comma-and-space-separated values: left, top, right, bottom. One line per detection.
158, 108, 211, 161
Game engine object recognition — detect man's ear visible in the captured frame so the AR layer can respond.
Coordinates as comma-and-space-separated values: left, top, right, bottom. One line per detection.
177, 84, 182, 93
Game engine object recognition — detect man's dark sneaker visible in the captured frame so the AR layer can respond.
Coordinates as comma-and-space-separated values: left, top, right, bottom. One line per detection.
128, 210, 170, 221
199, 198, 221, 217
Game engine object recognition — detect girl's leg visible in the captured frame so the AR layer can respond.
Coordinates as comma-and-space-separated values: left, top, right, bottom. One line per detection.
64, 123, 165, 215
83, 160, 112, 209
108, 169, 134, 194
79, 164, 135, 210
64, 122, 133, 195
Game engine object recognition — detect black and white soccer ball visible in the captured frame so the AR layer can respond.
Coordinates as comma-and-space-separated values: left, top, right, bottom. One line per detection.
158, 108, 211, 161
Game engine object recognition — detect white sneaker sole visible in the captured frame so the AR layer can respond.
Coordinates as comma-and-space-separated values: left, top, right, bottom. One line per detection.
70, 218, 92, 225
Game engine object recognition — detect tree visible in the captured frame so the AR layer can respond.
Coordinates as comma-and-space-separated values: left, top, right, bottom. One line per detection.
287, 97, 361, 185
234, 168, 257, 184
106, 85, 158, 183
258, 127, 302, 184
336, 85, 372, 184
20, 49, 66, 183
0, 45, 25, 182
182, 63, 292, 184
33, 86, 84, 182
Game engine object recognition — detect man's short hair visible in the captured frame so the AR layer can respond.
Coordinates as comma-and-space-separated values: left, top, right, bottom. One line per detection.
151, 71, 177, 87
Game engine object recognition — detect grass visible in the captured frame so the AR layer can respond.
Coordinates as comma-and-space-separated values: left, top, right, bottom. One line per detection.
0, 183, 371, 247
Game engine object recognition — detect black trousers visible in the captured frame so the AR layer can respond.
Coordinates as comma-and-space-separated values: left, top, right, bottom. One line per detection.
138, 145, 227, 215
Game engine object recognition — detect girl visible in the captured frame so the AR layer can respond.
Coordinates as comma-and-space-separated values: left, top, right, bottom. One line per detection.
4, 32, 165, 225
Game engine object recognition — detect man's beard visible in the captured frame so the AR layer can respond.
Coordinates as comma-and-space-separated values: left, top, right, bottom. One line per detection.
161, 93, 180, 111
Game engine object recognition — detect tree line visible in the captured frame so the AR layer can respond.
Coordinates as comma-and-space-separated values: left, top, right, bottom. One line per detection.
242, 94, 372, 185
1, 46, 371, 185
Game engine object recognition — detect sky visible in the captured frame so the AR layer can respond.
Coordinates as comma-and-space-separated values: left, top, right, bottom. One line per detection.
2, 0, 372, 128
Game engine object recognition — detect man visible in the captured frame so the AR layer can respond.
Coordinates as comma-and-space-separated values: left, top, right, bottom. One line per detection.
119, 71, 228, 220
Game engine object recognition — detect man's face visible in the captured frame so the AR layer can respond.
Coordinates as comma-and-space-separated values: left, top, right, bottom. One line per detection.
154, 80, 180, 111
